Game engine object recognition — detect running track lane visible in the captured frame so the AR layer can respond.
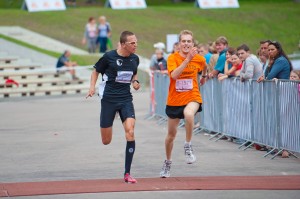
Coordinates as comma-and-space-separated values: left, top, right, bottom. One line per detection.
1, 175, 300, 197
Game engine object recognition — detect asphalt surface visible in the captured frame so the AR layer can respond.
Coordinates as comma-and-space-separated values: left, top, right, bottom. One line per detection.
1, 91, 300, 198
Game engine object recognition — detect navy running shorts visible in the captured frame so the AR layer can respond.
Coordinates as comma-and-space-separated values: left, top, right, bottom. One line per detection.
165, 103, 202, 119
100, 99, 135, 128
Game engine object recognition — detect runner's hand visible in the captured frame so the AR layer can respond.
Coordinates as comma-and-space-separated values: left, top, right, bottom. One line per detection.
86, 87, 95, 98
132, 81, 140, 91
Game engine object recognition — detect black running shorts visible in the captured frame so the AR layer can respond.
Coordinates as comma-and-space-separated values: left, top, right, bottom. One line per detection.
165, 103, 202, 119
100, 99, 135, 128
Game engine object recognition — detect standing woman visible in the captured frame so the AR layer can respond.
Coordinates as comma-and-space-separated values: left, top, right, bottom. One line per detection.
82, 17, 98, 53
258, 41, 292, 82
97, 16, 112, 53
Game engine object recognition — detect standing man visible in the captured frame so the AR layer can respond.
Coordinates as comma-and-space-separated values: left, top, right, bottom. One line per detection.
86, 31, 140, 183
237, 44, 263, 81
160, 30, 207, 178
259, 40, 271, 75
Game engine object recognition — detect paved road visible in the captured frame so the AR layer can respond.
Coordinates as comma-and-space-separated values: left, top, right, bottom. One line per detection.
1, 92, 300, 198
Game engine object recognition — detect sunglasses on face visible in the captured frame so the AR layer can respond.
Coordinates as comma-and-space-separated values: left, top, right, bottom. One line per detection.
126, 41, 138, 46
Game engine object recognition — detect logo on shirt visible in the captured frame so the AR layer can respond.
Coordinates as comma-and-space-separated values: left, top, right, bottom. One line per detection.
116, 59, 123, 66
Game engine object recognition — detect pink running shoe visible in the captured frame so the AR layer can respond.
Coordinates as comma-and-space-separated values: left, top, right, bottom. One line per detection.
124, 173, 137, 183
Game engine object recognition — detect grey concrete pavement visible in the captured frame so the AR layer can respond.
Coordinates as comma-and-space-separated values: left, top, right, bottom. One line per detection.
1, 91, 300, 198
0, 26, 88, 55
0, 38, 57, 68
0, 26, 151, 72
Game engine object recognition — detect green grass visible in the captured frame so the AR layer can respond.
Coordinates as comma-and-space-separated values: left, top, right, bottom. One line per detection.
0, 0, 299, 66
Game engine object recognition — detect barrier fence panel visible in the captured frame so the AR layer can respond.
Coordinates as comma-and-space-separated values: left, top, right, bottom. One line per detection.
221, 79, 252, 141
201, 78, 223, 132
278, 80, 300, 153
251, 81, 276, 147
153, 72, 169, 118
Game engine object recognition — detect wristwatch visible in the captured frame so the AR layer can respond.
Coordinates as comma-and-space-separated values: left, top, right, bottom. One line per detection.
132, 80, 140, 84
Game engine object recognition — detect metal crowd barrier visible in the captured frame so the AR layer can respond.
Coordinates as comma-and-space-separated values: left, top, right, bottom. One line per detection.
150, 72, 300, 158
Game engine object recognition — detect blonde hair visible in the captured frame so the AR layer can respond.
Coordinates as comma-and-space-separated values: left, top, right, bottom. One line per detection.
208, 42, 217, 54
179, 30, 194, 43
215, 36, 228, 45
291, 70, 300, 79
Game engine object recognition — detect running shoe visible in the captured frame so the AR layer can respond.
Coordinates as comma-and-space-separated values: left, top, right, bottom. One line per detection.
160, 160, 172, 178
184, 144, 196, 164
124, 173, 137, 183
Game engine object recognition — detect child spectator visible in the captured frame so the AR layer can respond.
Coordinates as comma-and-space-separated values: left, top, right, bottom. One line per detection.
207, 42, 219, 74
197, 43, 212, 64
151, 49, 168, 74
218, 50, 242, 81
208, 36, 228, 78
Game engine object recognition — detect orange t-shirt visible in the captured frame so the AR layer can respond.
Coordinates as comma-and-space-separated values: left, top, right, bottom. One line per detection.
167, 52, 206, 106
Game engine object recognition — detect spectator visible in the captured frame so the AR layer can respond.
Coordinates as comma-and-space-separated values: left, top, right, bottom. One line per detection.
149, 42, 169, 70
208, 36, 228, 78
290, 70, 300, 81
172, 42, 180, 54
82, 17, 98, 53
97, 16, 112, 53
258, 49, 269, 74
217, 47, 234, 81
258, 40, 271, 75
150, 49, 168, 74
259, 40, 271, 53
218, 49, 242, 81
207, 42, 219, 74
197, 43, 212, 64
237, 44, 263, 81
258, 41, 292, 82
281, 70, 300, 158
56, 50, 79, 80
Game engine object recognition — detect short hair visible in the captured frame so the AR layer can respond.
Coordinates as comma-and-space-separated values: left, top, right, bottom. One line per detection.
197, 43, 209, 51
99, 16, 106, 20
64, 50, 70, 55
120, 31, 135, 44
237, 44, 250, 52
259, 40, 271, 45
215, 36, 228, 45
179, 30, 194, 42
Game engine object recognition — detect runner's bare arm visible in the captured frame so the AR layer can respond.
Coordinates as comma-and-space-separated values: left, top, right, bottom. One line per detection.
86, 69, 99, 98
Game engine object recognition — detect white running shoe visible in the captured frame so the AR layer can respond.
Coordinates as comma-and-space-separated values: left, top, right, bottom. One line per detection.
184, 144, 196, 164
160, 160, 172, 178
